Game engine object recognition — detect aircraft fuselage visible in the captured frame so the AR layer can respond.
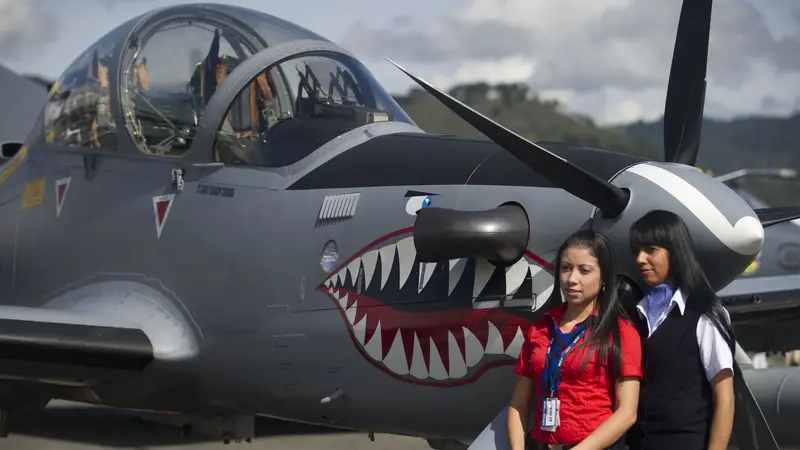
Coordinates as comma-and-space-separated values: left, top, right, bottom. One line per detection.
0, 128, 645, 440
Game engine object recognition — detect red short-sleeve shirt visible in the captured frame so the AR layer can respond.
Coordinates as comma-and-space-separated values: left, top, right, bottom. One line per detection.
514, 302, 642, 445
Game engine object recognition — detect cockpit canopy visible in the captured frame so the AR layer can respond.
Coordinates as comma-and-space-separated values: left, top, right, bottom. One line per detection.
33, 3, 415, 167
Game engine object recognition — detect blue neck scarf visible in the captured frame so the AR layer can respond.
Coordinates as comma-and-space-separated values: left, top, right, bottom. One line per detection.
644, 283, 677, 330
541, 316, 593, 396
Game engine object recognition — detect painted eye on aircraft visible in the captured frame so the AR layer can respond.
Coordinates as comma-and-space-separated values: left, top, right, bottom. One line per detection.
406, 195, 433, 216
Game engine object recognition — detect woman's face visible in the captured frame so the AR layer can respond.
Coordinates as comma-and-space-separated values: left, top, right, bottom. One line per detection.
559, 245, 602, 307
635, 245, 671, 286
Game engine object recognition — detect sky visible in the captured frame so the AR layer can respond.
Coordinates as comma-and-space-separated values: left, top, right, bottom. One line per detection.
0, 0, 798, 125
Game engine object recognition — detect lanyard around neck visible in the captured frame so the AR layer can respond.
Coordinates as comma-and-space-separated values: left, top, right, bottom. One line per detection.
543, 323, 589, 397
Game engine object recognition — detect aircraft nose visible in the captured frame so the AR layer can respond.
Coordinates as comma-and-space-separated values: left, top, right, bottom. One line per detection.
732, 214, 765, 257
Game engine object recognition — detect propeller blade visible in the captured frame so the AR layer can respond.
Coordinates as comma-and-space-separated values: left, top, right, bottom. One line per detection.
662, 0, 712, 166
754, 206, 800, 228
386, 58, 630, 218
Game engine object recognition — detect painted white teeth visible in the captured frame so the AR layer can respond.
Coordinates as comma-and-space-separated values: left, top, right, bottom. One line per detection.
467, 255, 553, 306
353, 315, 366, 344
384, 330, 409, 375
361, 250, 379, 289
345, 315, 521, 380
337, 270, 346, 287
536, 285, 554, 310
428, 337, 449, 380
326, 241, 554, 309
347, 259, 361, 286
364, 321, 383, 362
472, 259, 495, 299
409, 333, 429, 379
462, 327, 484, 367
505, 258, 529, 296
485, 322, 505, 354
345, 299, 357, 325
448, 259, 466, 296
350, 322, 530, 380
418, 262, 437, 293
396, 237, 416, 290
447, 331, 467, 378
378, 244, 396, 290
326, 239, 562, 381
529, 263, 544, 278
505, 326, 525, 357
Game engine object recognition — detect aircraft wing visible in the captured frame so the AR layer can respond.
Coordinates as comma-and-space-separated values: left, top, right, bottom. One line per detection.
0, 305, 154, 384
717, 274, 800, 352
718, 274, 800, 322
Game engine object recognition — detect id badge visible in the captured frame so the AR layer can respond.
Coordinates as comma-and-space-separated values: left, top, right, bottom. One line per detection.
540, 397, 558, 432
554, 398, 561, 426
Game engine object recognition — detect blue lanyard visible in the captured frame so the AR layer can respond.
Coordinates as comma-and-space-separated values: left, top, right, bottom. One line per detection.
543, 327, 588, 398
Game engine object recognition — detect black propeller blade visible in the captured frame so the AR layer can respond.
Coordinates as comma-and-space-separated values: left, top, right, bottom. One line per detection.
386, 59, 630, 219
754, 206, 800, 228
662, 0, 711, 166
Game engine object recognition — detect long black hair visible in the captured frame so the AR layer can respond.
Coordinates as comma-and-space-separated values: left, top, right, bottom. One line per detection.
628, 209, 735, 352
545, 229, 628, 377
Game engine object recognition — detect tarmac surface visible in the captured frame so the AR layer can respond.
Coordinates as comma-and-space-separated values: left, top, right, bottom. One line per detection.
5, 353, 796, 450
5, 400, 432, 450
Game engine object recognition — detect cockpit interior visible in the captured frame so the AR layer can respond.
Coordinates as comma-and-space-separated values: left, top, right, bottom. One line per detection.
36, 4, 415, 169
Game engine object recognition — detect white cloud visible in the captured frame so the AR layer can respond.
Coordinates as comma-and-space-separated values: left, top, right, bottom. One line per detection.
426, 55, 536, 88
0, 0, 56, 58
0, 0, 146, 61
342, 0, 800, 124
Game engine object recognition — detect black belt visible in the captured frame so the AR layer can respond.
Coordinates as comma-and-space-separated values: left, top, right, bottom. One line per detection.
527, 437, 625, 450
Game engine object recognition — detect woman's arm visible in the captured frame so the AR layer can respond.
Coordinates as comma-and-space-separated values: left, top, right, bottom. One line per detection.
696, 313, 735, 450
508, 375, 534, 450
573, 320, 642, 450
707, 369, 734, 450
571, 377, 640, 450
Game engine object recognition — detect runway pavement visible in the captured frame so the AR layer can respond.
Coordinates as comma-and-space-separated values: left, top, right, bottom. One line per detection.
5, 400, 433, 450
5, 353, 797, 450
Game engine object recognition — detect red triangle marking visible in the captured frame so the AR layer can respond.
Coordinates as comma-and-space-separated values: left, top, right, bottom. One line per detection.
57, 183, 67, 205
152, 194, 175, 239
156, 199, 170, 226
55, 177, 71, 218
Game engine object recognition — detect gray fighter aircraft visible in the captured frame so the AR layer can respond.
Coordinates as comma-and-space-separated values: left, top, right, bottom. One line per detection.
0, 1, 796, 449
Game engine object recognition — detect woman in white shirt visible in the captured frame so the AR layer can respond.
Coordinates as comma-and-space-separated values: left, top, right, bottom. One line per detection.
624, 209, 735, 450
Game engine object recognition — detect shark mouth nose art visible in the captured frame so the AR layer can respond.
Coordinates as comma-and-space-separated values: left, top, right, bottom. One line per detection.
319, 227, 554, 387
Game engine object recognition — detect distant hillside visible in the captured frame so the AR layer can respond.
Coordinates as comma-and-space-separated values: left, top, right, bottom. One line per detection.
393, 83, 659, 159
619, 115, 800, 205
619, 115, 800, 173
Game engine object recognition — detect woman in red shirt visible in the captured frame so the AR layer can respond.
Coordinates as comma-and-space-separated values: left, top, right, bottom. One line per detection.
508, 229, 642, 450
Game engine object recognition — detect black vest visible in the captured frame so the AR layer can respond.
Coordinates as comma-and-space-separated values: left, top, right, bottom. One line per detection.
627, 306, 714, 450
